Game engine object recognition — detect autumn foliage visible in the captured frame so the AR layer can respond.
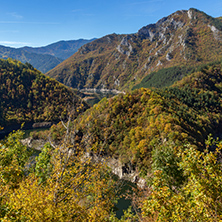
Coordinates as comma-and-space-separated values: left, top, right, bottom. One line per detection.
0, 58, 87, 127
0, 129, 119, 221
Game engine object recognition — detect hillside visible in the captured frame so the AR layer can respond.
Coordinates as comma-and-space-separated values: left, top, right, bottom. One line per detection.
1, 7, 222, 221
64, 60, 222, 177
1, 58, 222, 221
0, 58, 87, 129
46, 8, 222, 91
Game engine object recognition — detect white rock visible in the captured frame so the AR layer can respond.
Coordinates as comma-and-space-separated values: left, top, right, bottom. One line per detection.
187, 10, 192, 19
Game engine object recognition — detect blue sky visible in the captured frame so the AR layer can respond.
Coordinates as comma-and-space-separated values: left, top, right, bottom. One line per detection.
0, 0, 221, 48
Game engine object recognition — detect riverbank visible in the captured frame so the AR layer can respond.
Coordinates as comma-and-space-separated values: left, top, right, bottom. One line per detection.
80, 88, 125, 94
0, 121, 53, 140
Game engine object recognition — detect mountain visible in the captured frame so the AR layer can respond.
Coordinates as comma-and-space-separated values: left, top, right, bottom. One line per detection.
69, 60, 222, 176
0, 45, 63, 73
0, 58, 88, 130
1, 59, 222, 222
1, 9, 222, 219
21, 38, 97, 60
0, 39, 96, 73
46, 8, 222, 91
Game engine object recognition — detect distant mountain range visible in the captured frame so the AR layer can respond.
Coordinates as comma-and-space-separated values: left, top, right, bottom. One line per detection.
21, 39, 97, 60
0, 38, 96, 73
46, 8, 222, 91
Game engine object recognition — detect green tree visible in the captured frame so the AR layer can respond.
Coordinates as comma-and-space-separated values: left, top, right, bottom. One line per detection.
35, 143, 52, 184
0, 129, 31, 188
0, 129, 32, 219
151, 140, 186, 190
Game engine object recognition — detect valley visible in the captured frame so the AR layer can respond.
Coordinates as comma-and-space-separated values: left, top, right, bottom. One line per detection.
0, 7, 222, 221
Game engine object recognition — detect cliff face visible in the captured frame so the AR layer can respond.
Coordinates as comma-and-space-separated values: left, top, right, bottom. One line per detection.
47, 8, 222, 91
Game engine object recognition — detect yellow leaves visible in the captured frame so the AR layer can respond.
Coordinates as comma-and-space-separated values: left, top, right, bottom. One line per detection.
180, 132, 188, 139
137, 139, 148, 156
164, 123, 172, 133
142, 171, 173, 218
7, 176, 63, 221
0, 124, 118, 221
141, 140, 222, 221
4, 153, 116, 221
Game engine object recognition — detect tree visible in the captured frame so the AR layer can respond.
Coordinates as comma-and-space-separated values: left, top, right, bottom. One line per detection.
151, 140, 185, 190
0, 120, 119, 221
0, 129, 31, 189
141, 138, 222, 221
34, 142, 52, 184
0, 129, 32, 219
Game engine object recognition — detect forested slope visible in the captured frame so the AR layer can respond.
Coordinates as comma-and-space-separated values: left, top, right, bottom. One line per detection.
0, 58, 87, 128
1, 49, 222, 222
70, 61, 222, 176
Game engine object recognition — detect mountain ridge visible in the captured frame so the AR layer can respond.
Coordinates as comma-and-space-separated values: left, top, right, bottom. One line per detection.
20, 38, 97, 60
0, 45, 63, 73
46, 8, 222, 91
0, 38, 96, 73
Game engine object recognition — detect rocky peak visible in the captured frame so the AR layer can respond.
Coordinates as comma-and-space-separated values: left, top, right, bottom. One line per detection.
187, 9, 194, 20
47, 8, 222, 91
137, 8, 219, 42
208, 24, 222, 41
116, 35, 133, 56
138, 10, 187, 42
